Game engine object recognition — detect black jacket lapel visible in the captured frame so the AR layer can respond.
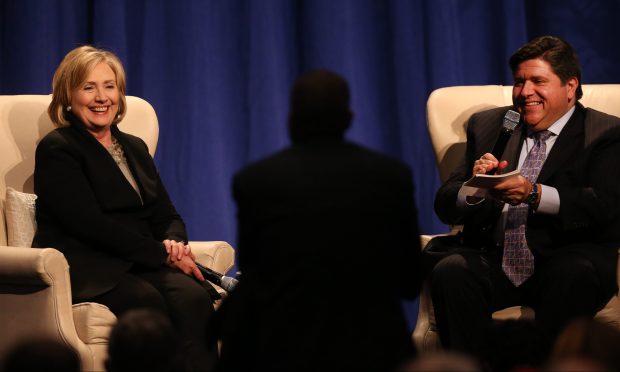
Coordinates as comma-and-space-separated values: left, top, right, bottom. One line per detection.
538, 104, 585, 183
111, 125, 158, 204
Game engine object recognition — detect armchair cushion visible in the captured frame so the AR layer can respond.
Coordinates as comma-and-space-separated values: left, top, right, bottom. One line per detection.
5, 187, 37, 247
72, 302, 117, 345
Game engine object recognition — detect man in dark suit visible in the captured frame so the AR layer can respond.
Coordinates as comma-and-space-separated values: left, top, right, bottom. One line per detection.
216, 70, 422, 371
430, 36, 620, 359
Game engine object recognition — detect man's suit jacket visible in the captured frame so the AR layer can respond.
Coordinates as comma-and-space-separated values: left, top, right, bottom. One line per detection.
435, 103, 620, 294
218, 139, 422, 371
32, 113, 186, 301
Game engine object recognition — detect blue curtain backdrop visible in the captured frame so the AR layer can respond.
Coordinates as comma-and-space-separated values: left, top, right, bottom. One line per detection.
2, 0, 620, 329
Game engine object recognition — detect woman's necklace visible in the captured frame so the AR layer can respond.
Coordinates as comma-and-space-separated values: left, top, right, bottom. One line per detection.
106, 137, 127, 165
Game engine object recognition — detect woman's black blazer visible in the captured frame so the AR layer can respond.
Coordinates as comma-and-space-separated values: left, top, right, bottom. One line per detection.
32, 113, 187, 301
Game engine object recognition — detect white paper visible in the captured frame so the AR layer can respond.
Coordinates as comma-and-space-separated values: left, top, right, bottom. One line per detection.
461, 169, 521, 197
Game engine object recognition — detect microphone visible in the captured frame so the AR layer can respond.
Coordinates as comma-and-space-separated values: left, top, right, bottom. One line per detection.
487, 109, 520, 175
195, 262, 239, 292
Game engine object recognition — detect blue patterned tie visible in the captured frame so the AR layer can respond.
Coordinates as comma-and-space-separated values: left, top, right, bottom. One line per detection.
502, 130, 553, 286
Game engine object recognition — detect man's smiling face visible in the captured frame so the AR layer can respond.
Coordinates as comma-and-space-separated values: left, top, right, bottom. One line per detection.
512, 58, 578, 132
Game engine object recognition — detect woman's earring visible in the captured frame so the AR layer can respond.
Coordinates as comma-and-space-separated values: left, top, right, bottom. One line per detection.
66, 106, 72, 112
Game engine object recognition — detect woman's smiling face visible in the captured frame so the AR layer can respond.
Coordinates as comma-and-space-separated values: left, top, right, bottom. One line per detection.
70, 62, 119, 131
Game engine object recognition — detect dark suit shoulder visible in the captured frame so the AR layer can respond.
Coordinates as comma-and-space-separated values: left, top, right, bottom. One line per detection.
235, 141, 411, 183
346, 141, 411, 166
465, 106, 515, 138
38, 124, 147, 151
469, 105, 513, 122
582, 106, 620, 146
233, 147, 293, 181
584, 107, 620, 131
583, 106, 620, 125
588, 124, 620, 148
36, 127, 86, 160
38, 126, 76, 146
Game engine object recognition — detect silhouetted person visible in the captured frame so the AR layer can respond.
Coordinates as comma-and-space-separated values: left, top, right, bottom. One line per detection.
105, 309, 184, 372
215, 69, 423, 371
3, 338, 80, 372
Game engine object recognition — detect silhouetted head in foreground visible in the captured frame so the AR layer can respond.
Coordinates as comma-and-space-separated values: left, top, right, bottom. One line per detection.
288, 69, 353, 144
105, 309, 183, 372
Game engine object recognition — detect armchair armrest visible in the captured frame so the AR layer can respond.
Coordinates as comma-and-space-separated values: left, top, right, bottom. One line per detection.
190, 241, 235, 275
0, 246, 98, 371
420, 235, 437, 249
190, 241, 236, 299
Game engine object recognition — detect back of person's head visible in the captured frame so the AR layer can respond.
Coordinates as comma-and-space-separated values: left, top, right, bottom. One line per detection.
548, 317, 620, 371
509, 35, 583, 100
544, 356, 610, 372
105, 309, 183, 372
3, 338, 80, 372
483, 319, 551, 372
398, 350, 482, 372
288, 69, 353, 144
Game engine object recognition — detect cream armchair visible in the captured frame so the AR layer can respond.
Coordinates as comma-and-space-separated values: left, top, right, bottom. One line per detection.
0, 95, 235, 371
413, 84, 620, 351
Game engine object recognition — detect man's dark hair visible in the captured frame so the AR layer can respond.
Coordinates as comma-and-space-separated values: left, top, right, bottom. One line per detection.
509, 35, 583, 100
288, 69, 352, 144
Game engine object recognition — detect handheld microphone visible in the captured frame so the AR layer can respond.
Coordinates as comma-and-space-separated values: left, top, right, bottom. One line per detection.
195, 262, 239, 292
487, 110, 520, 175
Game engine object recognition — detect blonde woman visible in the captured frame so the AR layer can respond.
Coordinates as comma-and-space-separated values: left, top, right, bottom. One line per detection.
33, 45, 218, 371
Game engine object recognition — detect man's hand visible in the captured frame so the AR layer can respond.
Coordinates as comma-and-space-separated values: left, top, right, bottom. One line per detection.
473, 153, 508, 175
490, 175, 532, 205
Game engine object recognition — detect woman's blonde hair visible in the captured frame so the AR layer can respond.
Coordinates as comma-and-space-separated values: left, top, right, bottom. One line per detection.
48, 45, 127, 127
